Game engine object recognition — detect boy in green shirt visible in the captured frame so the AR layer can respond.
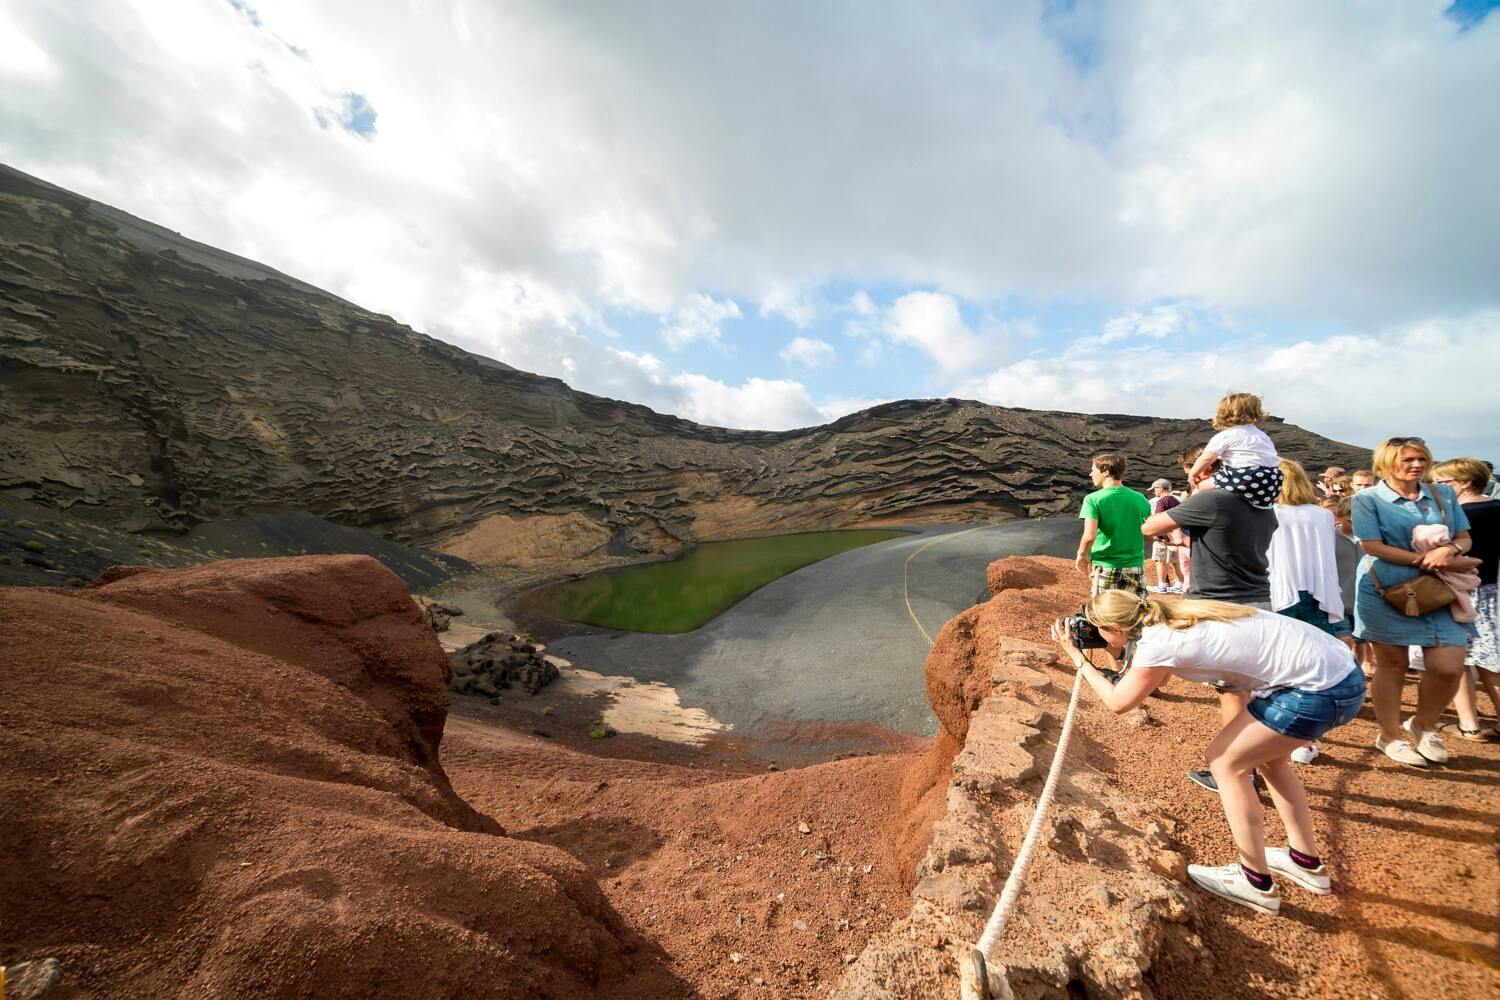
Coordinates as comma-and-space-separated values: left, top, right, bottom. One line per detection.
1076, 452, 1153, 597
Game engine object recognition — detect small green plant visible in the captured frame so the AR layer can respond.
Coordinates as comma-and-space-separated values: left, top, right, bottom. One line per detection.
0, 519, 9, 528
22, 539, 46, 553
15, 519, 35, 528
0, 555, 10, 564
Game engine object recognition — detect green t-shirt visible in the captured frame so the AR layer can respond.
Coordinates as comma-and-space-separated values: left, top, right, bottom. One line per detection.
1079, 486, 1152, 568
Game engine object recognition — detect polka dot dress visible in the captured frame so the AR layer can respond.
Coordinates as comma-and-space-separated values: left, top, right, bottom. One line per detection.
1212, 465, 1285, 509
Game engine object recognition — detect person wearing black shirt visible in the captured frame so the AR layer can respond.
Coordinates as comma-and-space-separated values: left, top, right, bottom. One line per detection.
1433, 458, 1500, 740
1143, 465, 1278, 792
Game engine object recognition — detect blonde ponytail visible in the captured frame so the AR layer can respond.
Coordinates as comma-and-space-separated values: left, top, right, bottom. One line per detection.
1086, 589, 1258, 633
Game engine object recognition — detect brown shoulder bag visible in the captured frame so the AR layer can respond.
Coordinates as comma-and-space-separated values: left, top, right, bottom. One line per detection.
1367, 486, 1457, 617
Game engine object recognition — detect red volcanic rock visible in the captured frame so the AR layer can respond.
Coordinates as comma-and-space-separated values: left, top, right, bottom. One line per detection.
0, 556, 659, 999
926, 556, 1083, 742
986, 554, 1065, 595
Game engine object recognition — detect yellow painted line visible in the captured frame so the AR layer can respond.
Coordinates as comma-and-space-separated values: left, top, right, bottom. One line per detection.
903, 526, 984, 645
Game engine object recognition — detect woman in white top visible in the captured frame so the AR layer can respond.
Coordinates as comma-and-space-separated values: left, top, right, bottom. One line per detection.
1268, 460, 1350, 765
1269, 461, 1346, 630
1053, 589, 1365, 916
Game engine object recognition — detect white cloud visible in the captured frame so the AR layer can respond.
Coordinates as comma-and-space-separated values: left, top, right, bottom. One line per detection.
0, 10, 54, 78
661, 293, 741, 349
883, 292, 1000, 375
758, 281, 819, 328
779, 336, 836, 369
1, 0, 1496, 436
815, 395, 897, 423
671, 374, 822, 429
1099, 301, 1208, 343
952, 310, 1500, 460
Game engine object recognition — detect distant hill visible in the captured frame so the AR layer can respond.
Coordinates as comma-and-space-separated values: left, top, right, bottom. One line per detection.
0, 163, 1368, 562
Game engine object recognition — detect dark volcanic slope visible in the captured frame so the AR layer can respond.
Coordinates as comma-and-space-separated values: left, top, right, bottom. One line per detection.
0, 163, 1367, 556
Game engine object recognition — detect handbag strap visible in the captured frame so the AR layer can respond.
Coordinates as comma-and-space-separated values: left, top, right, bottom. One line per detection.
1428, 482, 1447, 526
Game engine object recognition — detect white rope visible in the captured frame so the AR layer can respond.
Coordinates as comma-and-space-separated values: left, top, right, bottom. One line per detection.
966, 666, 1086, 998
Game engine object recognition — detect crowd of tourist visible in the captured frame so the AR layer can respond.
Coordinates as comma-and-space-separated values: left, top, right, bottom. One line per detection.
1061, 392, 1498, 916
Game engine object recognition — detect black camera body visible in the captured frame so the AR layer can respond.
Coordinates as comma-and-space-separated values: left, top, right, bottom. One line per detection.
1064, 605, 1110, 649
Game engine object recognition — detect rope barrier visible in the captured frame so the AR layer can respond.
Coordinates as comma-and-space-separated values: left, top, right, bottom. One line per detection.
899, 523, 1083, 998
963, 665, 1086, 1000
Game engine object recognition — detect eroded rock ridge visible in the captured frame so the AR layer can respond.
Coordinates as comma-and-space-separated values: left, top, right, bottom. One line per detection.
1, 164, 1367, 561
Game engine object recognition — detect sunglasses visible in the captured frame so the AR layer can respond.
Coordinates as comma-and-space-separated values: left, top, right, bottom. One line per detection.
1384, 436, 1426, 447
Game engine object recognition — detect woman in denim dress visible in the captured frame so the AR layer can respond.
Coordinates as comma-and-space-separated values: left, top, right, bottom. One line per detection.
1352, 438, 1475, 766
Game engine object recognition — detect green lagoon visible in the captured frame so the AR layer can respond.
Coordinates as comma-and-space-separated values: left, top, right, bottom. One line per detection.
523, 529, 911, 633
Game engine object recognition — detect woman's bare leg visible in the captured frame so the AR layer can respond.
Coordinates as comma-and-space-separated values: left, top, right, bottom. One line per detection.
1413, 645, 1466, 732
1452, 666, 1484, 731
1205, 711, 1309, 872
1369, 642, 1410, 741
1477, 669, 1500, 726
1257, 757, 1318, 856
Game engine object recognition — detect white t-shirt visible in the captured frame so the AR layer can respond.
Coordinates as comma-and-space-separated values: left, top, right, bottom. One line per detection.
1205, 425, 1279, 469
1132, 611, 1356, 698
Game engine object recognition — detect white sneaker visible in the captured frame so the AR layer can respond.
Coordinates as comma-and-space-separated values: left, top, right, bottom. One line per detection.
1375, 733, 1427, 767
1187, 862, 1281, 915
1403, 718, 1449, 763
1289, 744, 1319, 764
1265, 847, 1332, 895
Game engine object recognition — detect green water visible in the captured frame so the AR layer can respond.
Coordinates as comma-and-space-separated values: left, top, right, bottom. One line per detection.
524, 529, 911, 633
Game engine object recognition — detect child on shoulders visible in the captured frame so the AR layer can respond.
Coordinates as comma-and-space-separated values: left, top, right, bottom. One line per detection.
1188, 392, 1283, 509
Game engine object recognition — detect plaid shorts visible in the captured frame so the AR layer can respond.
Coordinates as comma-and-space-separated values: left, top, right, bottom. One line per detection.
1090, 564, 1147, 598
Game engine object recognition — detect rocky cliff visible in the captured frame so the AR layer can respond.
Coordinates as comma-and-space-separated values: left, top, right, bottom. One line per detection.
0, 556, 689, 998
0, 163, 1368, 561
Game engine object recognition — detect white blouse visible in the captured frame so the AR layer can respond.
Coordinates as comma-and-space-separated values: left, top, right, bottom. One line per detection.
1268, 503, 1345, 621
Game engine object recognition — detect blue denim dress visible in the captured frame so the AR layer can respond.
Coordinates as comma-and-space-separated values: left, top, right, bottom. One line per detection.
1352, 481, 1474, 647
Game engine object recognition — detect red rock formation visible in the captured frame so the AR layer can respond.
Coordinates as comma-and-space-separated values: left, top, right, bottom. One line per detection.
0, 556, 680, 998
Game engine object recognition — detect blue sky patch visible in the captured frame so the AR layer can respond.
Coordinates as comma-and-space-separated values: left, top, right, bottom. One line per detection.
1446, 0, 1500, 29
315, 92, 378, 138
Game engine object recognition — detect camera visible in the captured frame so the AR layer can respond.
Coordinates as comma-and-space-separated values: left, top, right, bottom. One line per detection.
1064, 605, 1109, 649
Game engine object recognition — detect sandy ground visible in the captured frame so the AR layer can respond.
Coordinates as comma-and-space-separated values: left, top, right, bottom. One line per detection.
440, 545, 1498, 999
440, 716, 948, 999
957, 559, 1500, 998
1079, 671, 1500, 999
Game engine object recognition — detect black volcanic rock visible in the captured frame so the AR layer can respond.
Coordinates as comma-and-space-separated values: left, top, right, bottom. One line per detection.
0, 163, 1369, 559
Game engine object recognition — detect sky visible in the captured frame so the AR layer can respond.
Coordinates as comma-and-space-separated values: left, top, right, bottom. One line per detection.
2, 1, 1498, 460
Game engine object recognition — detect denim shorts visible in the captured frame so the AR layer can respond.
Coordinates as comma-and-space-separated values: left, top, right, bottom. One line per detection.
1248, 669, 1367, 741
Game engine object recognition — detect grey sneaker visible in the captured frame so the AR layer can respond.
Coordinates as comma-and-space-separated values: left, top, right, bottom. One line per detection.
1187, 862, 1281, 915
1266, 847, 1332, 895
1188, 769, 1267, 793
1403, 718, 1449, 764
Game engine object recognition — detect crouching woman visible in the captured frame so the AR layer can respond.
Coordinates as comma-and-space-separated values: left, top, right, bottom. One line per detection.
1051, 589, 1366, 915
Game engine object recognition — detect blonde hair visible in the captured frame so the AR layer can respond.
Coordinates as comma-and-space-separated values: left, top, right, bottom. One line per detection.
1212, 392, 1266, 430
1371, 439, 1433, 480
1351, 469, 1375, 484
1085, 589, 1257, 634
1335, 496, 1353, 520
1432, 457, 1489, 493
1277, 459, 1320, 506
